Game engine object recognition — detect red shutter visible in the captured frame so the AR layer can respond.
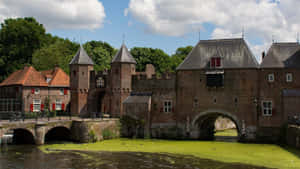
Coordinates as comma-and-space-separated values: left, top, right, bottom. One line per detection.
172, 108, 174, 112
52, 103, 56, 111
62, 103, 65, 111
30, 104, 33, 112
64, 89, 67, 95
272, 108, 276, 115
31, 89, 35, 94
216, 58, 221, 67
41, 104, 44, 111
160, 107, 163, 112
211, 58, 215, 67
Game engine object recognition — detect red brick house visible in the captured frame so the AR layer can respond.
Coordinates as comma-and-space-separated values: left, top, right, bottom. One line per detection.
0, 66, 70, 113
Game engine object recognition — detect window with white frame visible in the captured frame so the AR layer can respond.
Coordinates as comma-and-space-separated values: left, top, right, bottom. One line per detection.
56, 99, 62, 111
96, 77, 105, 88
163, 100, 172, 113
262, 101, 272, 116
35, 88, 40, 94
33, 99, 41, 112
286, 73, 293, 82
267, 74, 274, 82
59, 89, 64, 95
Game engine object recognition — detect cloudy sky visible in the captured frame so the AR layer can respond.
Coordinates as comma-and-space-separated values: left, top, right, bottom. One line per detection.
1, 0, 300, 62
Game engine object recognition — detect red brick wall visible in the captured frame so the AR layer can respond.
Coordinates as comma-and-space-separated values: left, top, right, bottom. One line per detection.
259, 68, 300, 127
176, 69, 259, 127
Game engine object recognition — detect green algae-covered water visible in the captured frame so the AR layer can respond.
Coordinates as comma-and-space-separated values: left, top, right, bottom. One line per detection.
0, 145, 270, 169
1, 139, 300, 169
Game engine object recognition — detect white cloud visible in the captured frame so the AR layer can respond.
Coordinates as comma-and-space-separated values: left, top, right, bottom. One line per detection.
126, 0, 300, 60
0, 0, 105, 30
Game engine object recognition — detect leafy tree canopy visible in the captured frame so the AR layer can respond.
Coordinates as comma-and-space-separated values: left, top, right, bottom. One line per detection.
83, 41, 117, 72
0, 17, 47, 81
130, 47, 171, 74
170, 46, 193, 71
32, 39, 79, 74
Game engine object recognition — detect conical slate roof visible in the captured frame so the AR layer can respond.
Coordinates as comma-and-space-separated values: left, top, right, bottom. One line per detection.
70, 46, 94, 65
112, 44, 136, 64
261, 43, 300, 68
177, 38, 258, 70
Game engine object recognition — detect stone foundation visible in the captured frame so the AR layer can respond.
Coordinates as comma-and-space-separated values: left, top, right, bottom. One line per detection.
286, 125, 300, 149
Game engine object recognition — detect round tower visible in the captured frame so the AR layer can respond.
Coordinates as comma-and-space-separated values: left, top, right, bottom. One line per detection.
69, 45, 94, 117
110, 44, 136, 116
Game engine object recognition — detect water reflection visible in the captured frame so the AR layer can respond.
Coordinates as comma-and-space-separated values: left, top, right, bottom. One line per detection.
0, 145, 270, 169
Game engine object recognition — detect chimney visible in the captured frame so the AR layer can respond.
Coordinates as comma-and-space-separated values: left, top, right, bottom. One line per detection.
262, 51, 265, 60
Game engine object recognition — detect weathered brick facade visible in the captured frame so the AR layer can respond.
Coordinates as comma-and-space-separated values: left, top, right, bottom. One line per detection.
70, 39, 300, 142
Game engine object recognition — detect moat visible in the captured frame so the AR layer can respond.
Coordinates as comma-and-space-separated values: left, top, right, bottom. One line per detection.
1, 139, 300, 169
0, 145, 270, 169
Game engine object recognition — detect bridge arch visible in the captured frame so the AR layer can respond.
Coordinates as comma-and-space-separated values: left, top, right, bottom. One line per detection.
45, 126, 72, 143
12, 128, 35, 144
191, 109, 242, 140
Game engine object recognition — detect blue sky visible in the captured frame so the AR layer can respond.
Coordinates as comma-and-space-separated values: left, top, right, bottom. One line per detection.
49, 0, 203, 55
1, 0, 300, 61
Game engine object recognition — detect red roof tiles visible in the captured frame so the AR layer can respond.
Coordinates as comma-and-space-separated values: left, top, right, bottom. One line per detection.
0, 66, 69, 87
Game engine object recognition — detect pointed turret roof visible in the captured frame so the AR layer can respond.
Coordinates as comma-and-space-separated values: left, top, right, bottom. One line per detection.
69, 46, 94, 65
177, 38, 258, 70
112, 44, 136, 64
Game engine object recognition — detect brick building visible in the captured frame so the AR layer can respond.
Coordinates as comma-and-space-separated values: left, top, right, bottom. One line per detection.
0, 66, 70, 113
69, 38, 300, 142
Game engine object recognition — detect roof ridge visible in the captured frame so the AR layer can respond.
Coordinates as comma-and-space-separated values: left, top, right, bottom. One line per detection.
49, 68, 61, 85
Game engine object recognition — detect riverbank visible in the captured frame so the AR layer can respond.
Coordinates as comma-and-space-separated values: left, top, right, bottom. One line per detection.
40, 139, 300, 169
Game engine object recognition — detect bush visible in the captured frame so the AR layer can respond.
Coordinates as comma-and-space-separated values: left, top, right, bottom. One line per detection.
88, 130, 98, 142
102, 128, 115, 140
25, 112, 37, 119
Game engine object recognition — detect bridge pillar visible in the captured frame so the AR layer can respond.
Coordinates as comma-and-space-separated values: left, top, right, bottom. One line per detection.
70, 120, 89, 143
0, 124, 3, 144
35, 123, 46, 145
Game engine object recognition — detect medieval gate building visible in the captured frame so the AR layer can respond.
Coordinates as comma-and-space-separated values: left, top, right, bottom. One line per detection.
69, 38, 300, 142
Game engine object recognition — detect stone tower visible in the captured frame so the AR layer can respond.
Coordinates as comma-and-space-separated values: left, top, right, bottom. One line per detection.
110, 44, 136, 116
69, 46, 94, 117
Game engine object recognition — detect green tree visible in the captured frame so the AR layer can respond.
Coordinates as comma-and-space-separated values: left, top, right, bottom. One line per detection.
32, 39, 78, 73
0, 17, 47, 81
83, 41, 117, 72
130, 47, 171, 74
170, 46, 193, 71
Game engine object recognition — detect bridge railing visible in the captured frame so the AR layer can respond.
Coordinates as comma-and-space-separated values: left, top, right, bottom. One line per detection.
0, 111, 112, 122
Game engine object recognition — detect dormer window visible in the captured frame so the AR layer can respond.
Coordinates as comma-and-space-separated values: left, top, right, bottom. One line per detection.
210, 57, 221, 68
46, 78, 52, 83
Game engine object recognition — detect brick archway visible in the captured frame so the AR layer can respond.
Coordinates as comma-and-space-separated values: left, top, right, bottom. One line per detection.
191, 109, 243, 140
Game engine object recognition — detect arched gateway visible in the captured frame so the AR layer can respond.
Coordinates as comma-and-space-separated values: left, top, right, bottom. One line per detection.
191, 109, 243, 141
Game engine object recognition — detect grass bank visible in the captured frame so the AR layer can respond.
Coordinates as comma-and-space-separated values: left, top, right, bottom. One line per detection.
40, 139, 300, 169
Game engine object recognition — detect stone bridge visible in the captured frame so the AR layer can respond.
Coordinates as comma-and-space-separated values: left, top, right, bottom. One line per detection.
0, 118, 119, 145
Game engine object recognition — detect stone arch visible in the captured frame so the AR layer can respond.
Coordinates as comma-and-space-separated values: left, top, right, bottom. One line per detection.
11, 128, 35, 144
191, 109, 242, 140
44, 126, 72, 143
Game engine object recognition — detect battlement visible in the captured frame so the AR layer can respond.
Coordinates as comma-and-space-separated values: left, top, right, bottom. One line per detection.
132, 72, 176, 81
132, 72, 176, 91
